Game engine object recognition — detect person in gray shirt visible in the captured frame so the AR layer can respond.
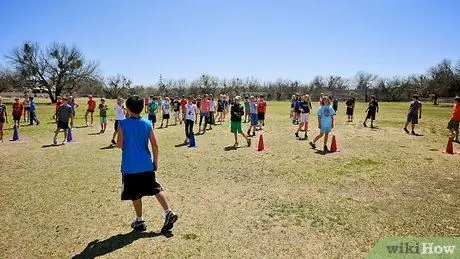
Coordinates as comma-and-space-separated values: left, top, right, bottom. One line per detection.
53, 97, 73, 145
404, 94, 423, 135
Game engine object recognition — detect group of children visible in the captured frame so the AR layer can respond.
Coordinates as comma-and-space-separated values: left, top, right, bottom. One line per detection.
141, 94, 268, 147
289, 93, 460, 153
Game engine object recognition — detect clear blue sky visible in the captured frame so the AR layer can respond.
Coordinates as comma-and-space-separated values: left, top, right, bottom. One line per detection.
1, 0, 459, 85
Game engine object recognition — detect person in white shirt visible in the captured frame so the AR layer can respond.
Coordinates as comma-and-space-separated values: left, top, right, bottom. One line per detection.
111, 97, 126, 145
160, 97, 171, 128
209, 94, 216, 127
184, 97, 197, 143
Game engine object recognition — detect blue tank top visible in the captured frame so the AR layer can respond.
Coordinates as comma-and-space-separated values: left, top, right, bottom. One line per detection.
120, 117, 155, 174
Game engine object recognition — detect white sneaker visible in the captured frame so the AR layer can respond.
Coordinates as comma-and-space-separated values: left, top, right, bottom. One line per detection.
62, 140, 66, 145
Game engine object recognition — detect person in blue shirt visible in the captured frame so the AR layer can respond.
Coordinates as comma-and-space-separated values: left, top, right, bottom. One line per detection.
116, 95, 178, 232
28, 97, 40, 125
309, 96, 335, 152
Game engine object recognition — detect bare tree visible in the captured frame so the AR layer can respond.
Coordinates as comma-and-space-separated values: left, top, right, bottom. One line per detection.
355, 71, 377, 101
0, 66, 23, 93
103, 74, 132, 99
6, 42, 99, 102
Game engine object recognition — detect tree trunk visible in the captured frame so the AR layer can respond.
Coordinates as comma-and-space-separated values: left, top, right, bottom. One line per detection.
47, 87, 57, 103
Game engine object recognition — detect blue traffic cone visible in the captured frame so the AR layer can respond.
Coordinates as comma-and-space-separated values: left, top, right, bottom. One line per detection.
188, 132, 197, 148
66, 128, 73, 142
11, 125, 20, 141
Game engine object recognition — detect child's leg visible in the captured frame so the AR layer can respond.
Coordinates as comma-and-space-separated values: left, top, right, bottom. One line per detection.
404, 121, 410, 129
165, 119, 169, 127
198, 115, 203, 130
132, 199, 143, 218
296, 122, 304, 133
63, 128, 68, 140
90, 112, 94, 125
155, 192, 172, 212
313, 132, 324, 143
370, 119, 374, 127
85, 111, 89, 125
324, 132, 329, 146
104, 123, 107, 131
411, 123, 415, 132
233, 132, 238, 143
0, 122, 3, 140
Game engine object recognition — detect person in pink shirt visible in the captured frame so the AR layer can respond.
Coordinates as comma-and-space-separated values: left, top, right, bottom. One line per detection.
198, 94, 211, 134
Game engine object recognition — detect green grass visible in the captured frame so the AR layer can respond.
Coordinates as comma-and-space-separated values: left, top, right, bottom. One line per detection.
0, 98, 459, 258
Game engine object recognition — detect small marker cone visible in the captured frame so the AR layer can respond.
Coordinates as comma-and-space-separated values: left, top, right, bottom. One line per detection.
445, 136, 454, 154
330, 135, 339, 152
257, 134, 264, 151
11, 125, 20, 141
188, 132, 197, 148
67, 129, 73, 142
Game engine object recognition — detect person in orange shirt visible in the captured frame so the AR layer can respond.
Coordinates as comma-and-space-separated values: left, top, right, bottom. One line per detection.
447, 96, 460, 142
54, 96, 63, 120
257, 95, 267, 130
85, 95, 97, 127
11, 97, 24, 128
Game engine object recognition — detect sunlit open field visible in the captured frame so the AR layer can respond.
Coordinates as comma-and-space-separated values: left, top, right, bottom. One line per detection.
0, 98, 458, 258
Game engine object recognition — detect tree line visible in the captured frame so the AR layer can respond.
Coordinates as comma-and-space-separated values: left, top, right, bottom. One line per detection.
1, 41, 459, 102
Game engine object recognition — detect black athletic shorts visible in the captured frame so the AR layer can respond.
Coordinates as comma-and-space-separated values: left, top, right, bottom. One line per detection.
114, 120, 121, 131
258, 112, 265, 120
13, 115, 21, 121
163, 114, 170, 120
57, 121, 69, 130
121, 171, 163, 200
346, 107, 354, 116
366, 111, 376, 120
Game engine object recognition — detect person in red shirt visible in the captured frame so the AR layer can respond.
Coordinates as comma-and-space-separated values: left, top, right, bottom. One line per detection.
257, 95, 267, 130
85, 95, 97, 127
54, 96, 63, 119
144, 96, 150, 113
447, 96, 460, 142
12, 97, 24, 128
180, 95, 187, 124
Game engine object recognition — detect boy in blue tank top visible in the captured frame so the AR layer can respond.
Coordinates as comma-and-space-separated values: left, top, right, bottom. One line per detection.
117, 95, 178, 232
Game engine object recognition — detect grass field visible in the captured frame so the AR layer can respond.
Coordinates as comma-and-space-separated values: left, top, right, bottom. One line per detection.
0, 98, 459, 258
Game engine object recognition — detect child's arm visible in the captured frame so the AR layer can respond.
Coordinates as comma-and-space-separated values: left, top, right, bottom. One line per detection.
331, 115, 334, 129
317, 115, 321, 129
116, 125, 124, 149
376, 102, 379, 113
149, 129, 159, 170
419, 103, 422, 119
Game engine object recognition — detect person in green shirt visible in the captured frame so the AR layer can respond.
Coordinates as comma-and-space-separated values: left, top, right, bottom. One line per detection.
148, 95, 159, 129
99, 98, 109, 133
243, 96, 250, 123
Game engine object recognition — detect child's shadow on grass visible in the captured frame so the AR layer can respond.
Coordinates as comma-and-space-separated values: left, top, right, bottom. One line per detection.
74, 125, 88, 129
41, 144, 63, 148
88, 132, 101, 136
72, 231, 172, 259
314, 150, 329, 155
174, 143, 189, 147
224, 145, 242, 151
100, 145, 116, 150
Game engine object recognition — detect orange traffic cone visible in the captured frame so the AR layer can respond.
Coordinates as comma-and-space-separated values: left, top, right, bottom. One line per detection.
445, 136, 454, 154
330, 135, 339, 152
257, 134, 264, 151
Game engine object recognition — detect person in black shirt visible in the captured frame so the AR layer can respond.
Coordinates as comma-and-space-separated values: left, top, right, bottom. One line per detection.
216, 96, 224, 124
345, 96, 356, 122
363, 95, 379, 128
230, 96, 251, 148
171, 97, 181, 125
295, 94, 312, 139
